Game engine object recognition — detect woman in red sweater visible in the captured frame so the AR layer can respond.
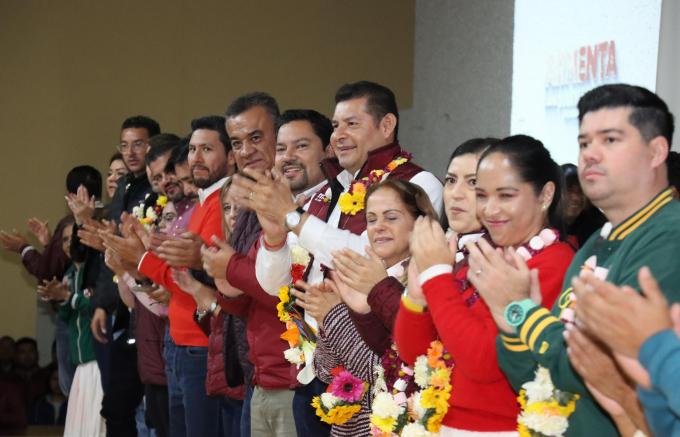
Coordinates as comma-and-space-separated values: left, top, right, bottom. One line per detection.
394, 135, 574, 436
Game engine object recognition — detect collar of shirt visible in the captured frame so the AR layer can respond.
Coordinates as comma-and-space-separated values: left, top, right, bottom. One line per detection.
295, 180, 327, 208
198, 176, 228, 206
386, 257, 410, 278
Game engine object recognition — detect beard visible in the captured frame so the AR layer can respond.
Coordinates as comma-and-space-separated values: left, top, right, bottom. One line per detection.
281, 160, 310, 194
192, 164, 226, 189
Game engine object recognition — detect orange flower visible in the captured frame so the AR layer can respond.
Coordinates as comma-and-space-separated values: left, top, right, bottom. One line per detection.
427, 341, 444, 368
280, 323, 300, 346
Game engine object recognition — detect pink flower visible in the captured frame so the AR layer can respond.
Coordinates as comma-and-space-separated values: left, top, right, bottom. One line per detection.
330, 370, 365, 403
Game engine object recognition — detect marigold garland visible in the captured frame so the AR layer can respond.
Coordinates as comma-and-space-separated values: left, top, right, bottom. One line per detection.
338, 152, 411, 215
517, 366, 579, 437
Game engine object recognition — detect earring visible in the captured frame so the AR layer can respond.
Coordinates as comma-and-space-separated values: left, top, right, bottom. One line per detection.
542, 204, 549, 210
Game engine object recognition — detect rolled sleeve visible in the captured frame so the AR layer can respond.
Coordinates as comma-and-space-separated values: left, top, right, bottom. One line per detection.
297, 214, 369, 267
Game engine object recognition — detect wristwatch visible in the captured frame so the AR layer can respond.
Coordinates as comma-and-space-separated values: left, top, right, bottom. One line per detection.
504, 298, 537, 331
196, 300, 218, 321
285, 207, 306, 230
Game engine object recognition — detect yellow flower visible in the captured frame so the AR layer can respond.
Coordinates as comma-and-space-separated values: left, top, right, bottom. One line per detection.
156, 195, 168, 208
338, 189, 366, 216
430, 368, 451, 390
425, 410, 445, 433
420, 387, 450, 415
277, 301, 290, 322
370, 414, 396, 433
278, 285, 290, 303
387, 157, 407, 171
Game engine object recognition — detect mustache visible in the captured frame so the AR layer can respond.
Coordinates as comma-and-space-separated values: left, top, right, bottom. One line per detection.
191, 164, 209, 172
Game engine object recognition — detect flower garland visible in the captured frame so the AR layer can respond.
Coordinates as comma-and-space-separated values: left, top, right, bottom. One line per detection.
517, 366, 579, 437
338, 153, 411, 215
311, 366, 368, 425
455, 228, 559, 308
276, 245, 318, 383
132, 194, 167, 228
370, 341, 454, 436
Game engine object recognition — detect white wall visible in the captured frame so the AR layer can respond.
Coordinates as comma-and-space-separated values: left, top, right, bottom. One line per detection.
657, 0, 680, 151
400, 0, 515, 177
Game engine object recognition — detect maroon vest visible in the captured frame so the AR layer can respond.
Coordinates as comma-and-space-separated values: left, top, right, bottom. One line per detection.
307, 142, 426, 236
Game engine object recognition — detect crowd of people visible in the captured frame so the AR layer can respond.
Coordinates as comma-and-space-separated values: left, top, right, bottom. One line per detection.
0, 80, 679, 437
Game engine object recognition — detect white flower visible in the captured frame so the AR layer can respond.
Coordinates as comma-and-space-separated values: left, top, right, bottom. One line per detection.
371, 392, 403, 419
372, 364, 387, 397
529, 235, 545, 250
522, 367, 554, 402
291, 245, 311, 266
413, 356, 430, 388
320, 392, 338, 410
401, 422, 432, 437
283, 347, 304, 365
520, 412, 568, 436
393, 378, 408, 392
146, 206, 157, 221
409, 391, 427, 420
132, 205, 144, 219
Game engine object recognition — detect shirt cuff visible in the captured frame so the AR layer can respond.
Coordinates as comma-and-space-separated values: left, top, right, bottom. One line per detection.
297, 214, 327, 251
418, 264, 453, 285
20, 245, 35, 258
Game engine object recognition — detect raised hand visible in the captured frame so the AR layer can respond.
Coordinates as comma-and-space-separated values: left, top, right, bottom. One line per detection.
27, 218, 51, 247
331, 247, 386, 295
410, 216, 454, 272
65, 185, 95, 225
37, 278, 70, 302
0, 229, 28, 253
571, 266, 672, 358
157, 232, 204, 269
327, 271, 370, 314
200, 236, 236, 280
290, 280, 341, 328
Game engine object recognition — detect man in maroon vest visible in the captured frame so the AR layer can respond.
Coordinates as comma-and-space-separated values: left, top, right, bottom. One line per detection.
234, 81, 442, 294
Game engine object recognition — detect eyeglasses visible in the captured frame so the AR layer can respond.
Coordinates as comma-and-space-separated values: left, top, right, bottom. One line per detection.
117, 139, 148, 153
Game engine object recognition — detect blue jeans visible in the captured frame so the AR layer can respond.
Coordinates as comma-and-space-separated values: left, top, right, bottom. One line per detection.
164, 334, 221, 437
55, 317, 76, 396
293, 378, 330, 437
220, 396, 243, 437
240, 385, 252, 437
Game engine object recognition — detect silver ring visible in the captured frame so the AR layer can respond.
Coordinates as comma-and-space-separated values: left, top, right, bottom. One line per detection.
475, 269, 482, 276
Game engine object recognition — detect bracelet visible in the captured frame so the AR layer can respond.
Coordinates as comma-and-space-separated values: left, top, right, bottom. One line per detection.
402, 294, 427, 313
262, 236, 286, 251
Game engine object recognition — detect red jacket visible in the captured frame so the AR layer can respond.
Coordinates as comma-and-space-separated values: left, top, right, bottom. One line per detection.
223, 235, 297, 390
139, 189, 223, 347
394, 242, 574, 432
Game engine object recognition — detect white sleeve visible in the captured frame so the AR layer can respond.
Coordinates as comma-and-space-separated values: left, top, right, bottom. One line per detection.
255, 236, 293, 296
297, 215, 369, 268
409, 171, 444, 218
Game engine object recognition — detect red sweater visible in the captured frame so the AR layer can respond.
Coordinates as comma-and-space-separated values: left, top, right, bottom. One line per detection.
139, 189, 223, 347
394, 242, 574, 432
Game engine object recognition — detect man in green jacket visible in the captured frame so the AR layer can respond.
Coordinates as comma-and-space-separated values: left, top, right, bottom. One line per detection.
467, 84, 680, 436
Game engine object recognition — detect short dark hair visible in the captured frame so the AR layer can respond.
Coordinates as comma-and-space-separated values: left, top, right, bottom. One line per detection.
121, 115, 161, 138
449, 137, 500, 163
109, 152, 123, 165
146, 133, 181, 165
225, 92, 280, 124
335, 81, 399, 140
190, 115, 231, 153
15, 337, 37, 350
66, 165, 102, 199
275, 109, 333, 149
560, 163, 580, 192
165, 137, 190, 173
578, 84, 674, 146
480, 135, 566, 237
